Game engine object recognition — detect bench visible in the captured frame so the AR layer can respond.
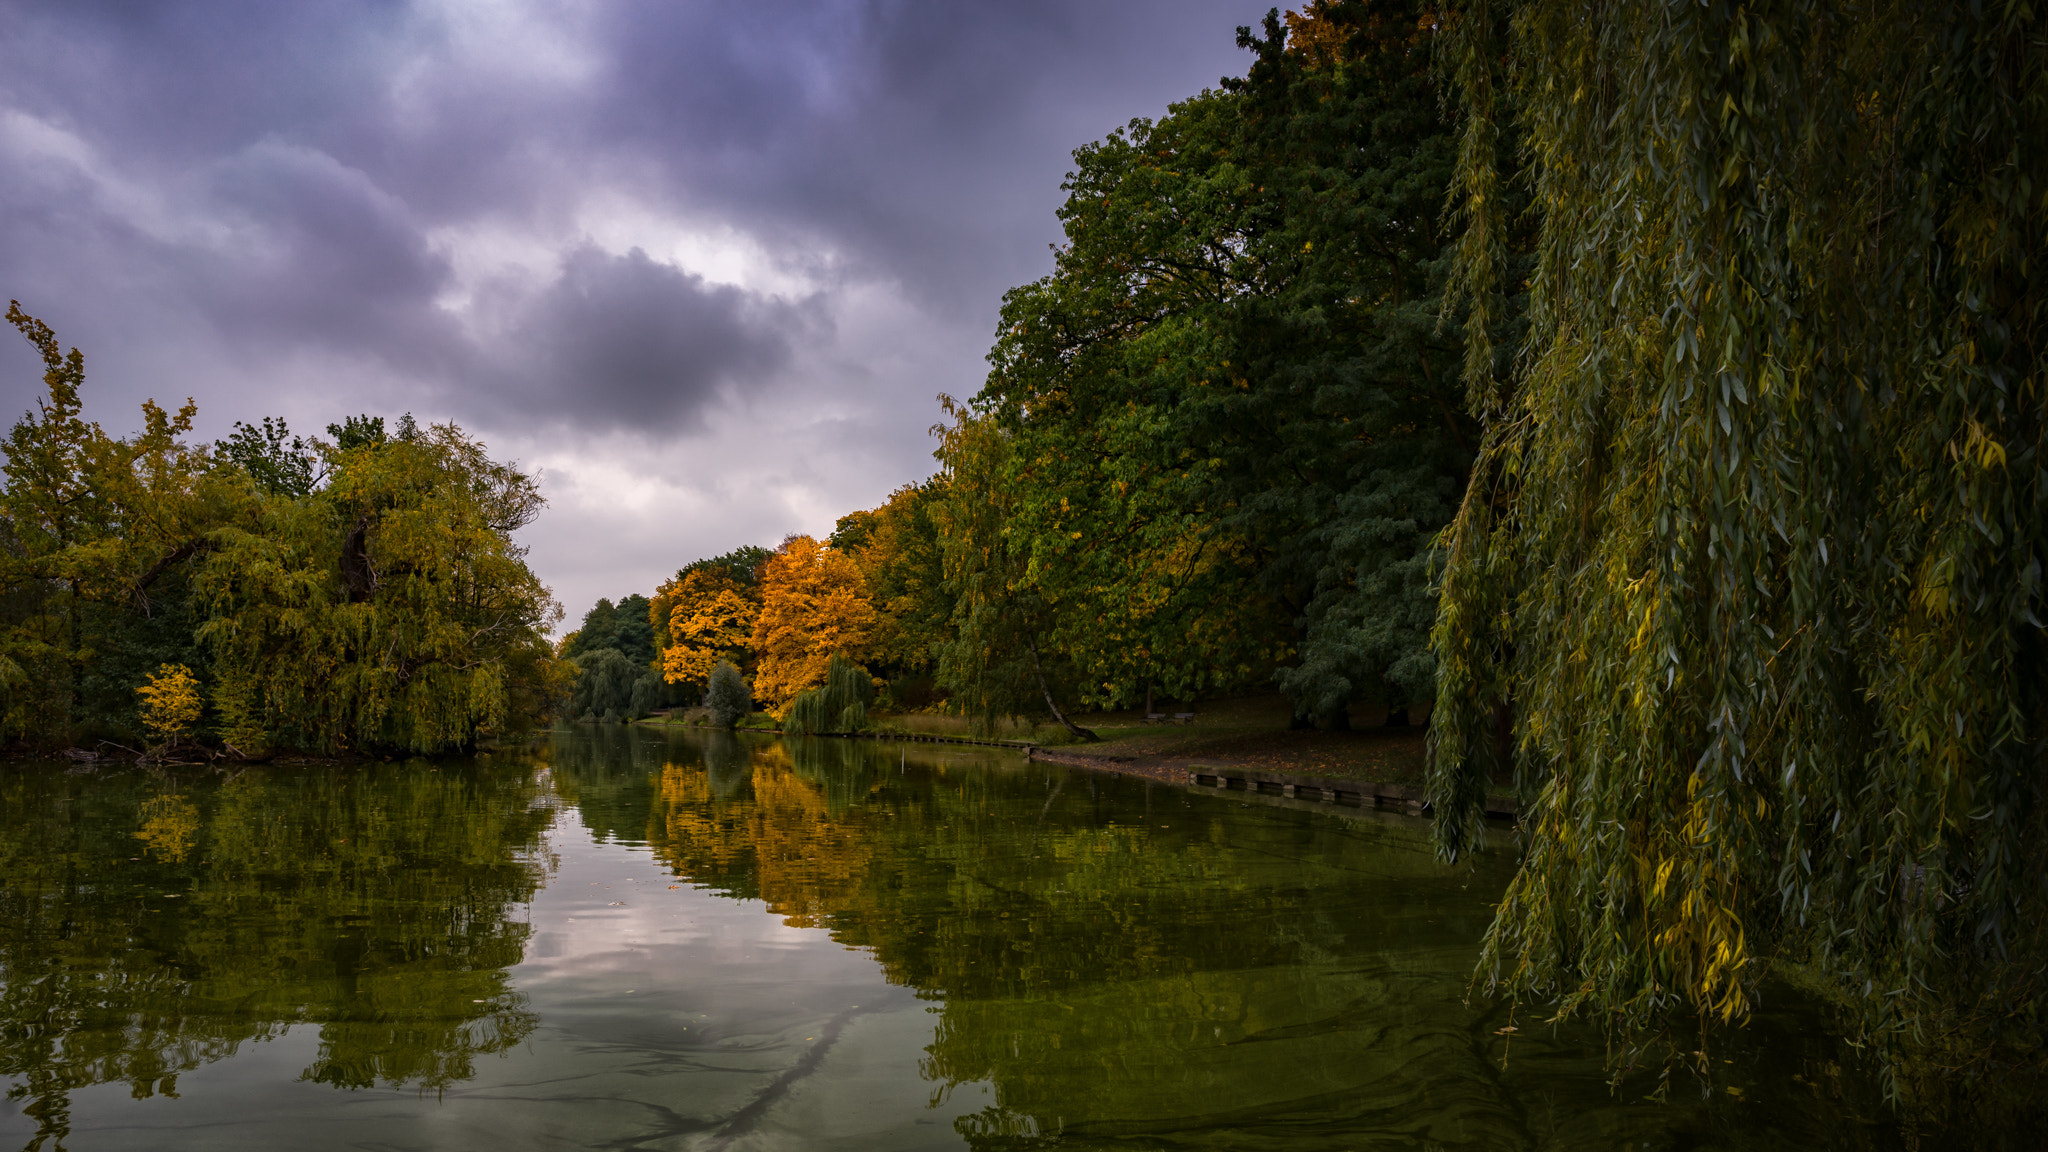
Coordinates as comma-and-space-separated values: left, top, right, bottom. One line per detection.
1172, 712, 1195, 725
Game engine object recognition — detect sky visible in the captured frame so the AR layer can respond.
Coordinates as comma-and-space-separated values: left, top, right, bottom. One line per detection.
0, 0, 1273, 627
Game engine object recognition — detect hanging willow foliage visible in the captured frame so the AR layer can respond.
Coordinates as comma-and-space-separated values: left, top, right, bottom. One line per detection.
1429, 0, 2048, 1099
781, 655, 874, 737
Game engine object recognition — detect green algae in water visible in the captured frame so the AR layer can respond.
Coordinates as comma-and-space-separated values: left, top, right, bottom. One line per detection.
0, 727, 1913, 1149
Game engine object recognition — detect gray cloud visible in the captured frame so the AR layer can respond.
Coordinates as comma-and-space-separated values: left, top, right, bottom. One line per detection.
490, 245, 813, 430
196, 142, 456, 364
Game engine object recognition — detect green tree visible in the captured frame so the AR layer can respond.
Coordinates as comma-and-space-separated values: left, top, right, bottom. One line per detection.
781, 654, 874, 735
830, 479, 953, 687
946, 2, 1474, 728
1, 303, 231, 746
570, 647, 640, 722
562, 594, 657, 667
1427, 0, 2048, 1103
704, 659, 750, 728
215, 417, 318, 497
194, 421, 560, 753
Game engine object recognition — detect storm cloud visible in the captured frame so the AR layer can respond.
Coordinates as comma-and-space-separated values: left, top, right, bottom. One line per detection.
0, 0, 1272, 616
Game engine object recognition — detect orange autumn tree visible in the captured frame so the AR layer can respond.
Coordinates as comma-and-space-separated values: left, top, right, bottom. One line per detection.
750, 535, 875, 712
661, 571, 760, 687
653, 546, 769, 690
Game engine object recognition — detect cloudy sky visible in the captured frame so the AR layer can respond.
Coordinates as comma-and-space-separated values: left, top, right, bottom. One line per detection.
0, 0, 1271, 625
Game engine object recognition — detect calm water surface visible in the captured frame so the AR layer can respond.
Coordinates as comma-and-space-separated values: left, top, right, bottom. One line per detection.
0, 727, 1903, 1150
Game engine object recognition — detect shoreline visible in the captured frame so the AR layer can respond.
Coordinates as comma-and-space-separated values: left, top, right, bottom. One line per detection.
636, 714, 1519, 821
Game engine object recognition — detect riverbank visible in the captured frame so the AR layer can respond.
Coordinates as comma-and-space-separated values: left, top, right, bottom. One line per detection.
640, 693, 1517, 816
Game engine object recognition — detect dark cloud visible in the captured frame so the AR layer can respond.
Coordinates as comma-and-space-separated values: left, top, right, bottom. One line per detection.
584, 1, 1270, 308
492, 245, 811, 430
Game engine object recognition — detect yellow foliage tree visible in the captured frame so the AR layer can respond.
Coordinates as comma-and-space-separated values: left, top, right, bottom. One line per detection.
662, 579, 759, 686
667, 582, 765, 680
750, 535, 874, 712
135, 663, 202, 746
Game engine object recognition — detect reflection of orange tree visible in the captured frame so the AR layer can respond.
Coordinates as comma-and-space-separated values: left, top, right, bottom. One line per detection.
650, 748, 878, 928
641, 743, 1270, 1002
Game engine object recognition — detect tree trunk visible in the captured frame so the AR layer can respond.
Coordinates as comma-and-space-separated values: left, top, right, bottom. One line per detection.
1027, 637, 1096, 742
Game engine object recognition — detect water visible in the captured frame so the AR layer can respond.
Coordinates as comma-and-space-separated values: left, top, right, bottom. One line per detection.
0, 726, 1905, 1150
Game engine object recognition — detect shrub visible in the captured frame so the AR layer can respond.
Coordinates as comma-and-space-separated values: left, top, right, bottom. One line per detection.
704, 661, 750, 729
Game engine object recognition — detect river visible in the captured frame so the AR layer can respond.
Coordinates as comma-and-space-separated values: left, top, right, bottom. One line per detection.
0, 726, 1903, 1150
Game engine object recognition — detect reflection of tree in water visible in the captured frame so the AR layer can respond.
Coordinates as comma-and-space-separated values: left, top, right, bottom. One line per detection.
0, 763, 553, 1150
701, 729, 751, 799
628, 732, 1516, 1144
557, 731, 1890, 1149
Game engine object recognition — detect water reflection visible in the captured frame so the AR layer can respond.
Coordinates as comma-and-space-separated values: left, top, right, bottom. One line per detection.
0, 762, 550, 1147
545, 728, 1904, 1151
0, 730, 1917, 1151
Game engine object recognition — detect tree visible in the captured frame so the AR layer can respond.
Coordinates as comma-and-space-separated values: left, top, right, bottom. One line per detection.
830, 479, 952, 685
949, 2, 1472, 727
134, 663, 201, 752
652, 546, 769, 689
1428, 0, 2048, 1102
193, 421, 561, 753
932, 402, 1101, 740
749, 535, 875, 712
561, 595, 656, 667
704, 660, 750, 728
662, 580, 760, 687
781, 654, 874, 735
569, 648, 639, 722
2, 303, 231, 746
215, 418, 318, 496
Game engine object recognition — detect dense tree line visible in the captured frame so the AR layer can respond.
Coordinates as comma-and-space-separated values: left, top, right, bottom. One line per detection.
0, 304, 564, 755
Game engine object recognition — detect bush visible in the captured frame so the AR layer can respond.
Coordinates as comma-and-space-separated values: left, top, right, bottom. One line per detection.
704, 661, 750, 729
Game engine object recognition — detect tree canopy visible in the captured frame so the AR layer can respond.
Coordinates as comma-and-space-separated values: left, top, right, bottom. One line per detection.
934, 0, 1474, 728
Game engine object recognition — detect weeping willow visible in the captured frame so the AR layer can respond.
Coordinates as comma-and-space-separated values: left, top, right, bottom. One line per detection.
781, 655, 873, 737
1428, 0, 2047, 1098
